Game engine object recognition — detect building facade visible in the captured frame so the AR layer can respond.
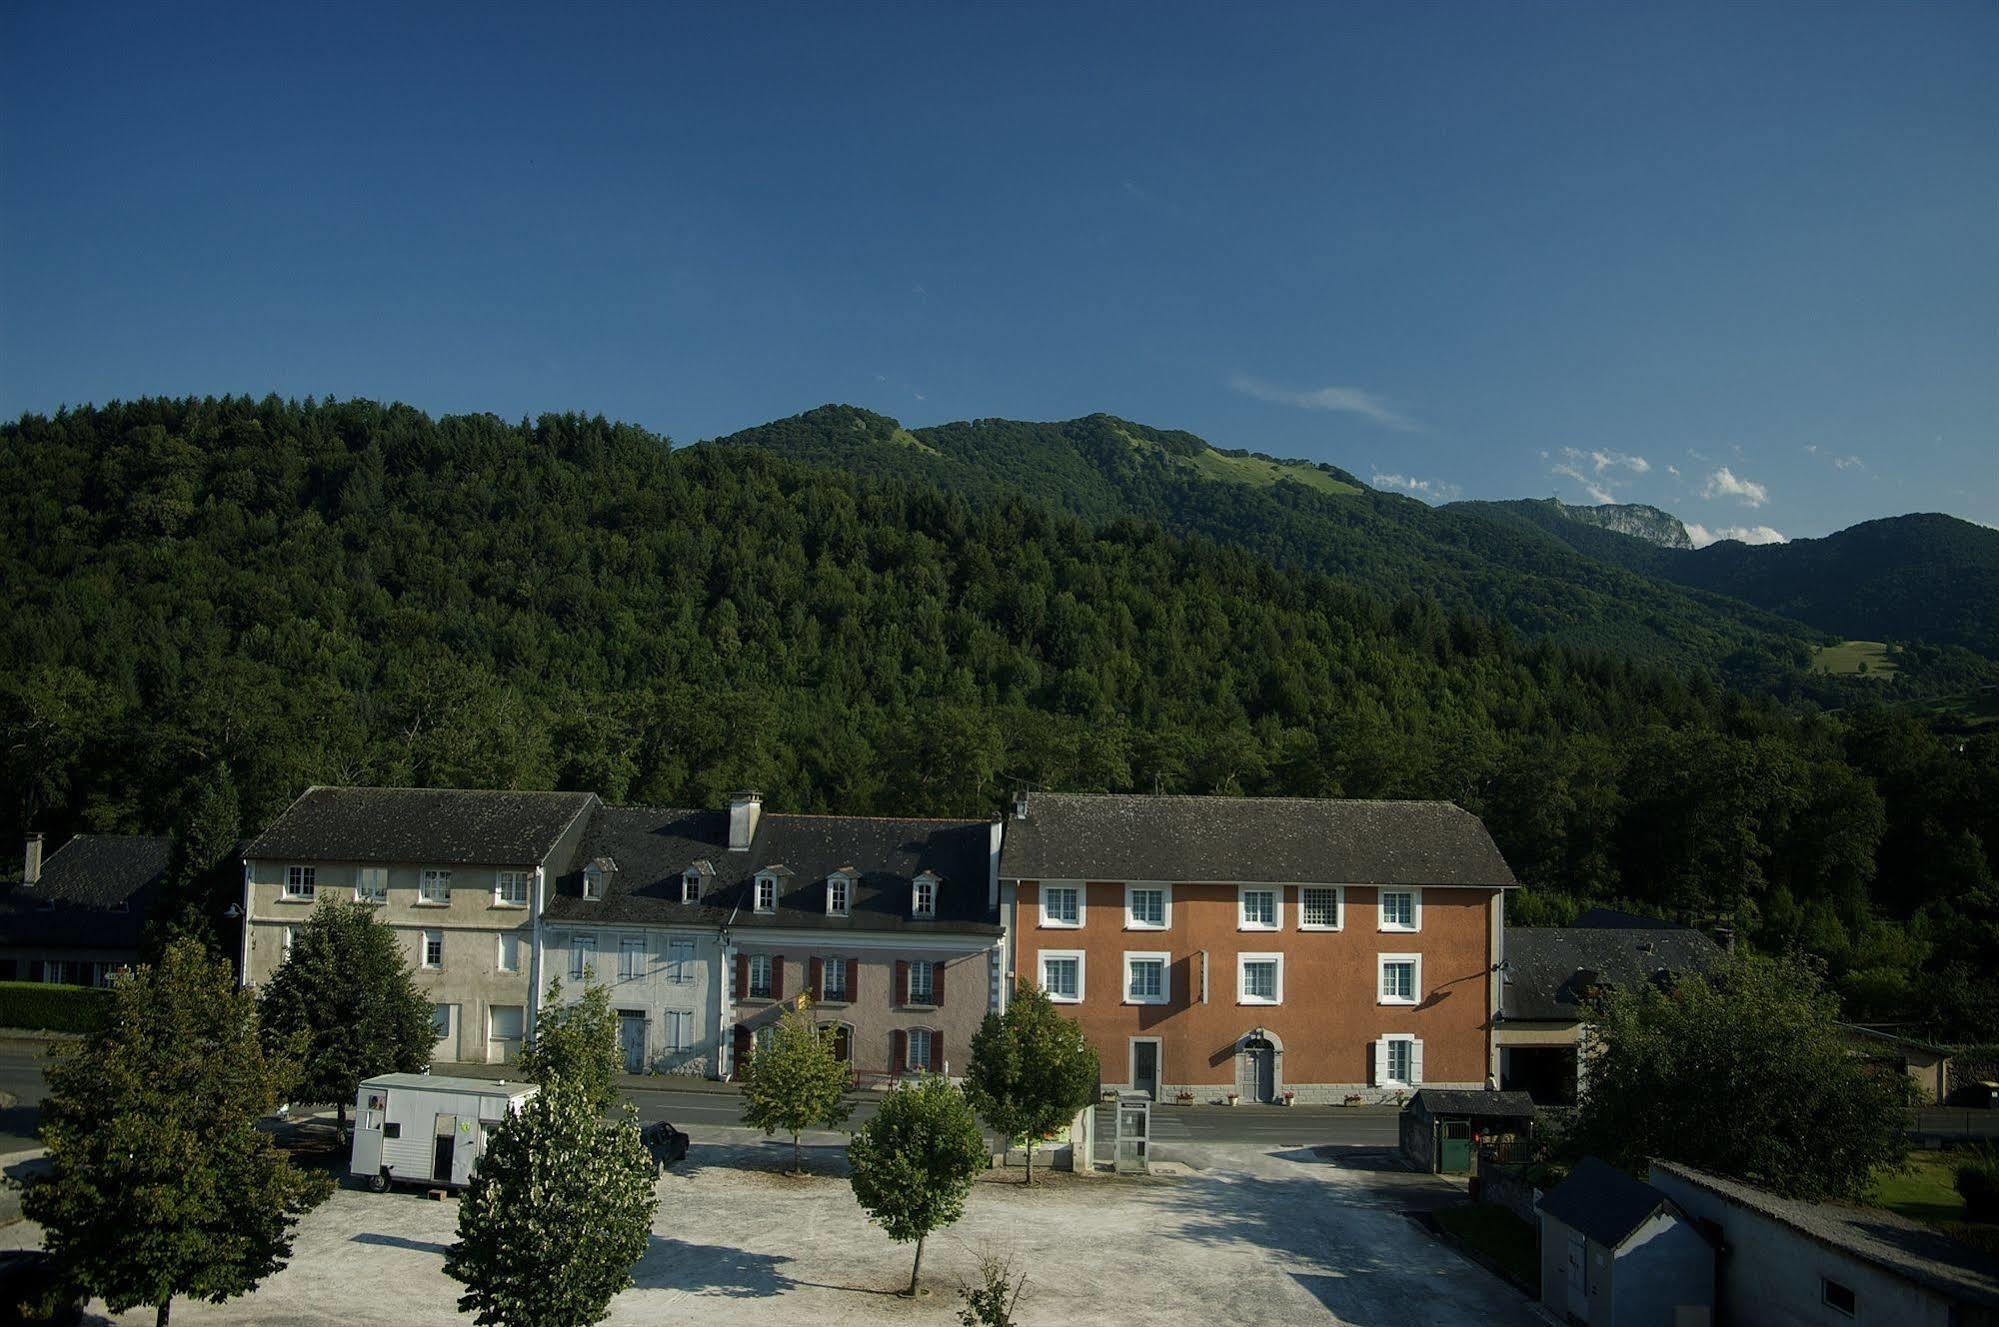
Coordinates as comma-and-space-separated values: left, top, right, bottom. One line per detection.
241, 786, 598, 1065
0, 833, 171, 986
998, 792, 1516, 1104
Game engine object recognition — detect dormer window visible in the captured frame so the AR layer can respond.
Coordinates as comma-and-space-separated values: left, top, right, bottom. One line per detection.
582, 864, 604, 901
827, 870, 853, 917
682, 872, 702, 903
911, 872, 938, 920
754, 872, 780, 914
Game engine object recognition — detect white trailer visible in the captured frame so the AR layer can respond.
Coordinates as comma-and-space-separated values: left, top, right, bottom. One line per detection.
349, 1073, 538, 1192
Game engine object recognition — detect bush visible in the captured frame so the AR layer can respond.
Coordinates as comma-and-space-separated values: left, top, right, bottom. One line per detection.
0, 982, 113, 1034
1956, 1158, 1999, 1223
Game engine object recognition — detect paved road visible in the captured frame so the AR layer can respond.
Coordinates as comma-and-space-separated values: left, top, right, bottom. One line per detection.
0, 1042, 51, 1154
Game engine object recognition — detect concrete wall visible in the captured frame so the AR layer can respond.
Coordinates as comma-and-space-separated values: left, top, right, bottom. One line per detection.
541, 923, 723, 1077
1613, 1211, 1715, 1327
1650, 1167, 1958, 1327
1009, 879, 1498, 1101
1539, 1210, 1593, 1323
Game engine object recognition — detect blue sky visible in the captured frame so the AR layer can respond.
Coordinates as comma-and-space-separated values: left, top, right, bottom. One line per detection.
3, 2, 1993, 540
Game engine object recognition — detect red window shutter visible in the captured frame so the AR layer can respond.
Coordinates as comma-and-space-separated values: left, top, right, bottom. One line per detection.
734, 953, 748, 1000
932, 959, 946, 1007
891, 1028, 907, 1075
895, 960, 909, 1006
733, 1023, 751, 1072
853, 956, 864, 1001
771, 955, 785, 1002
927, 1031, 943, 1073
809, 957, 824, 1002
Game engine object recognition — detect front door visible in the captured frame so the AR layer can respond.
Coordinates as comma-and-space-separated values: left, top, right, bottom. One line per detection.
618, 1011, 646, 1074
1131, 1040, 1160, 1100
1237, 1037, 1275, 1103
433, 1113, 457, 1182
1440, 1120, 1473, 1173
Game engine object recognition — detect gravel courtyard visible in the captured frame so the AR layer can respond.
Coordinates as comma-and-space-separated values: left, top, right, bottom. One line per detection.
2, 1133, 1544, 1326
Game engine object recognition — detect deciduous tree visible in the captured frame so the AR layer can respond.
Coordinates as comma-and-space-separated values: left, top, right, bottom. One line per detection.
848, 1074, 987, 1296
521, 978, 622, 1114
740, 1002, 853, 1173
964, 983, 1099, 1184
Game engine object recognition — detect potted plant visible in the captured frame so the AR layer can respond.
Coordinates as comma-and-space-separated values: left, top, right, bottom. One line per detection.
1225, 1091, 1240, 1107
1174, 1090, 1195, 1105
1280, 1090, 1296, 1107
1342, 1093, 1365, 1107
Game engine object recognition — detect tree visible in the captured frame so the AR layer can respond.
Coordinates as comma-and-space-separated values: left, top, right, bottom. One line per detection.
444, 1077, 659, 1327
521, 978, 622, 1114
256, 900, 435, 1131
963, 983, 1100, 1184
848, 1074, 988, 1296
958, 1255, 1027, 1327
24, 939, 332, 1327
740, 1001, 853, 1173
1570, 953, 1908, 1199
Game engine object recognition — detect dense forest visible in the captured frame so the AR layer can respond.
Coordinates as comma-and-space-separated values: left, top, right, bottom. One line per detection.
3, 397, 1996, 1038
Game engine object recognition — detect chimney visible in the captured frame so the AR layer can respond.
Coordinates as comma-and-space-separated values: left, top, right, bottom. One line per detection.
1712, 925, 1736, 954
728, 792, 762, 853
23, 833, 42, 887
1012, 790, 1030, 821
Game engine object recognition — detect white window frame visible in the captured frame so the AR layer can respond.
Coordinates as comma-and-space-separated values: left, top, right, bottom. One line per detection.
494, 870, 530, 908
1123, 951, 1171, 1005
618, 936, 645, 981
668, 937, 695, 985
912, 872, 939, 919
1299, 885, 1343, 931
1378, 888, 1422, 933
1378, 953, 1422, 1006
748, 953, 773, 998
1039, 884, 1082, 929
907, 959, 935, 1004
1124, 884, 1170, 931
754, 874, 779, 914
1237, 885, 1281, 932
418, 868, 452, 905
581, 865, 604, 901
681, 871, 702, 903
827, 873, 851, 917
822, 955, 849, 1001
571, 933, 596, 981
354, 866, 388, 904
283, 865, 316, 900
421, 929, 443, 971
1237, 952, 1283, 1005
907, 1026, 934, 1072
496, 932, 520, 973
1038, 950, 1084, 1004
1381, 1032, 1420, 1087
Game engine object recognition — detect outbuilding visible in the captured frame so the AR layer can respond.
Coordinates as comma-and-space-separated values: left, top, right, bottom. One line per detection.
1398, 1088, 1535, 1174
1537, 1156, 1716, 1327
349, 1073, 537, 1192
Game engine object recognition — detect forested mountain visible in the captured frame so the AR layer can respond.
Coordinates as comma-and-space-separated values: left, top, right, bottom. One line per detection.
1451, 496, 1692, 550
709, 407, 1824, 681
4, 396, 1998, 1038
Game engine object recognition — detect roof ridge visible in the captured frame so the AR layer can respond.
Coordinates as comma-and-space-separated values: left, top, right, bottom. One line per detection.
303, 785, 596, 797
1029, 792, 1466, 808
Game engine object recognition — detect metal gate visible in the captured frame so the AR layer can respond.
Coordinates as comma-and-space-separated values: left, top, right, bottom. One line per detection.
1439, 1119, 1473, 1172
1237, 1037, 1275, 1103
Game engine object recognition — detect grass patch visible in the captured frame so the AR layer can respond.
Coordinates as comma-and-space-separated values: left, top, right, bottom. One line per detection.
1811, 640, 1898, 677
1182, 448, 1361, 495
1436, 1204, 1539, 1293
1870, 1150, 1967, 1225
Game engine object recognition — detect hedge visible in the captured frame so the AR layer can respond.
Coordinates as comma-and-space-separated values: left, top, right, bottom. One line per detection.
0, 981, 114, 1034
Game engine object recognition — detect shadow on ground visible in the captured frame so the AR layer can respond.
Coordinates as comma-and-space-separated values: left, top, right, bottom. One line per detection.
665, 1140, 850, 1182
351, 1232, 452, 1257
633, 1235, 800, 1299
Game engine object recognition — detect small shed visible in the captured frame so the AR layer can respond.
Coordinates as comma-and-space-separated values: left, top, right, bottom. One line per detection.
1399, 1088, 1535, 1174
1538, 1156, 1715, 1327
350, 1073, 538, 1192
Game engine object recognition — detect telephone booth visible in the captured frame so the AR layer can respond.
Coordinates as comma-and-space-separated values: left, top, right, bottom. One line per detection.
1114, 1090, 1152, 1174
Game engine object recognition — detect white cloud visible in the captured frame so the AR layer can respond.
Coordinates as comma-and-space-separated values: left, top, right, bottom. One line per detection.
1701, 466, 1769, 507
1229, 373, 1419, 431
1687, 523, 1787, 548
1371, 472, 1461, 502
1564, 446, 1650, 475
1833, 455, 1864, 471
1666, 464, 1681, 477
1552, 464, 1616, 504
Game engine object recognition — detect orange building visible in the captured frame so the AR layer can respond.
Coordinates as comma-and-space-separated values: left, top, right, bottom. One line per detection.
997, 793, 1515, 1104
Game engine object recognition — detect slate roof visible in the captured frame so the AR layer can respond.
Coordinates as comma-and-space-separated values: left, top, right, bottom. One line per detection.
1501, 924, 1721, 1022
541, 805, 999, 935
247, 787, 598, 867
1540, 1157, 1682, 1249
1571, 906, 1694, 930
1406, 1089, 1537, 1120
1651, 1160, 1999, 1309
997, 793, 1518, 888
0, 834, 171, 951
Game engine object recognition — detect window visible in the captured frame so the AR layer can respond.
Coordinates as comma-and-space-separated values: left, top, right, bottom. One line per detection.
1378, 954, 1421, 1005
681, 871, 702, 903
489, 1005, 524, 1048
419, 868, 451, 905
495, 870, 530, 907
907, 1027, 933, 1071
1124, 952, 1169, 1005
1821, 1278, 1856, 1317
430, 1002, 452, 1038
748, 953, 774, 998
570, 933, 596, 980
823, 956, 849, 1000
1380, 1034, 1420, 1087
383, 1121, 402, 1140
421, 930, 444, 970
1379, 889, 1420, 932
912, 873, 938, 919
355, 866, 388, 904
581, 864, 604, 901
1238, 953, 1283, 1005
1039, 951, 1083, 1003
754, 874, 778, 913
1040, 886, 1081, 928
1301, 886, 1342, 930
907, 960, 935, 1004
283, 865, 316, 900
1125, 885, 1169, 930
668, 938, 695, 984
619, 937, 645, 980
664, 1009, 693, 1052
827, 874, 850, 916
496, 933, 520, 973
1238, 886, 1279, 931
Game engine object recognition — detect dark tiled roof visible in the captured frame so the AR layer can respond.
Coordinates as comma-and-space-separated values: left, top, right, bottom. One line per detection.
0, 834, 171, 951
542, 806, 998, 935
1651, 1160, 1999, 1309
247, 787, 598, 866
1406, 1089, 1537, 1120
1502, 924, 1720, 1022
1540, 1157, 1679, 1250
1571, 906, 1694, 930
997, 793, 1517, 888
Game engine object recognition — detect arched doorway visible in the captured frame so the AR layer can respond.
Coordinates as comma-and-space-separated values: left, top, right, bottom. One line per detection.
1236, 1034, 1277, 1103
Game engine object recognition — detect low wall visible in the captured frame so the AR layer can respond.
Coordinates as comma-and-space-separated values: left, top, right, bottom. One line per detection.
1475, 1157, 1542, 1226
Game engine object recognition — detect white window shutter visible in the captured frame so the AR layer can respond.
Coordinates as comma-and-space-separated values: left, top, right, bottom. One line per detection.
1372, 1037, 1388, 1087
1409, 1039, 1425, 1086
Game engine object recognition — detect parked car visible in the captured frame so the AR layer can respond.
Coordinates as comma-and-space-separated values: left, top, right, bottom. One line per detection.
643, 1120, 689, 1170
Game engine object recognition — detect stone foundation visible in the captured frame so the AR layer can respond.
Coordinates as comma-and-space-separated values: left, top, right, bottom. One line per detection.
1153, 1081, 1484, 1106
